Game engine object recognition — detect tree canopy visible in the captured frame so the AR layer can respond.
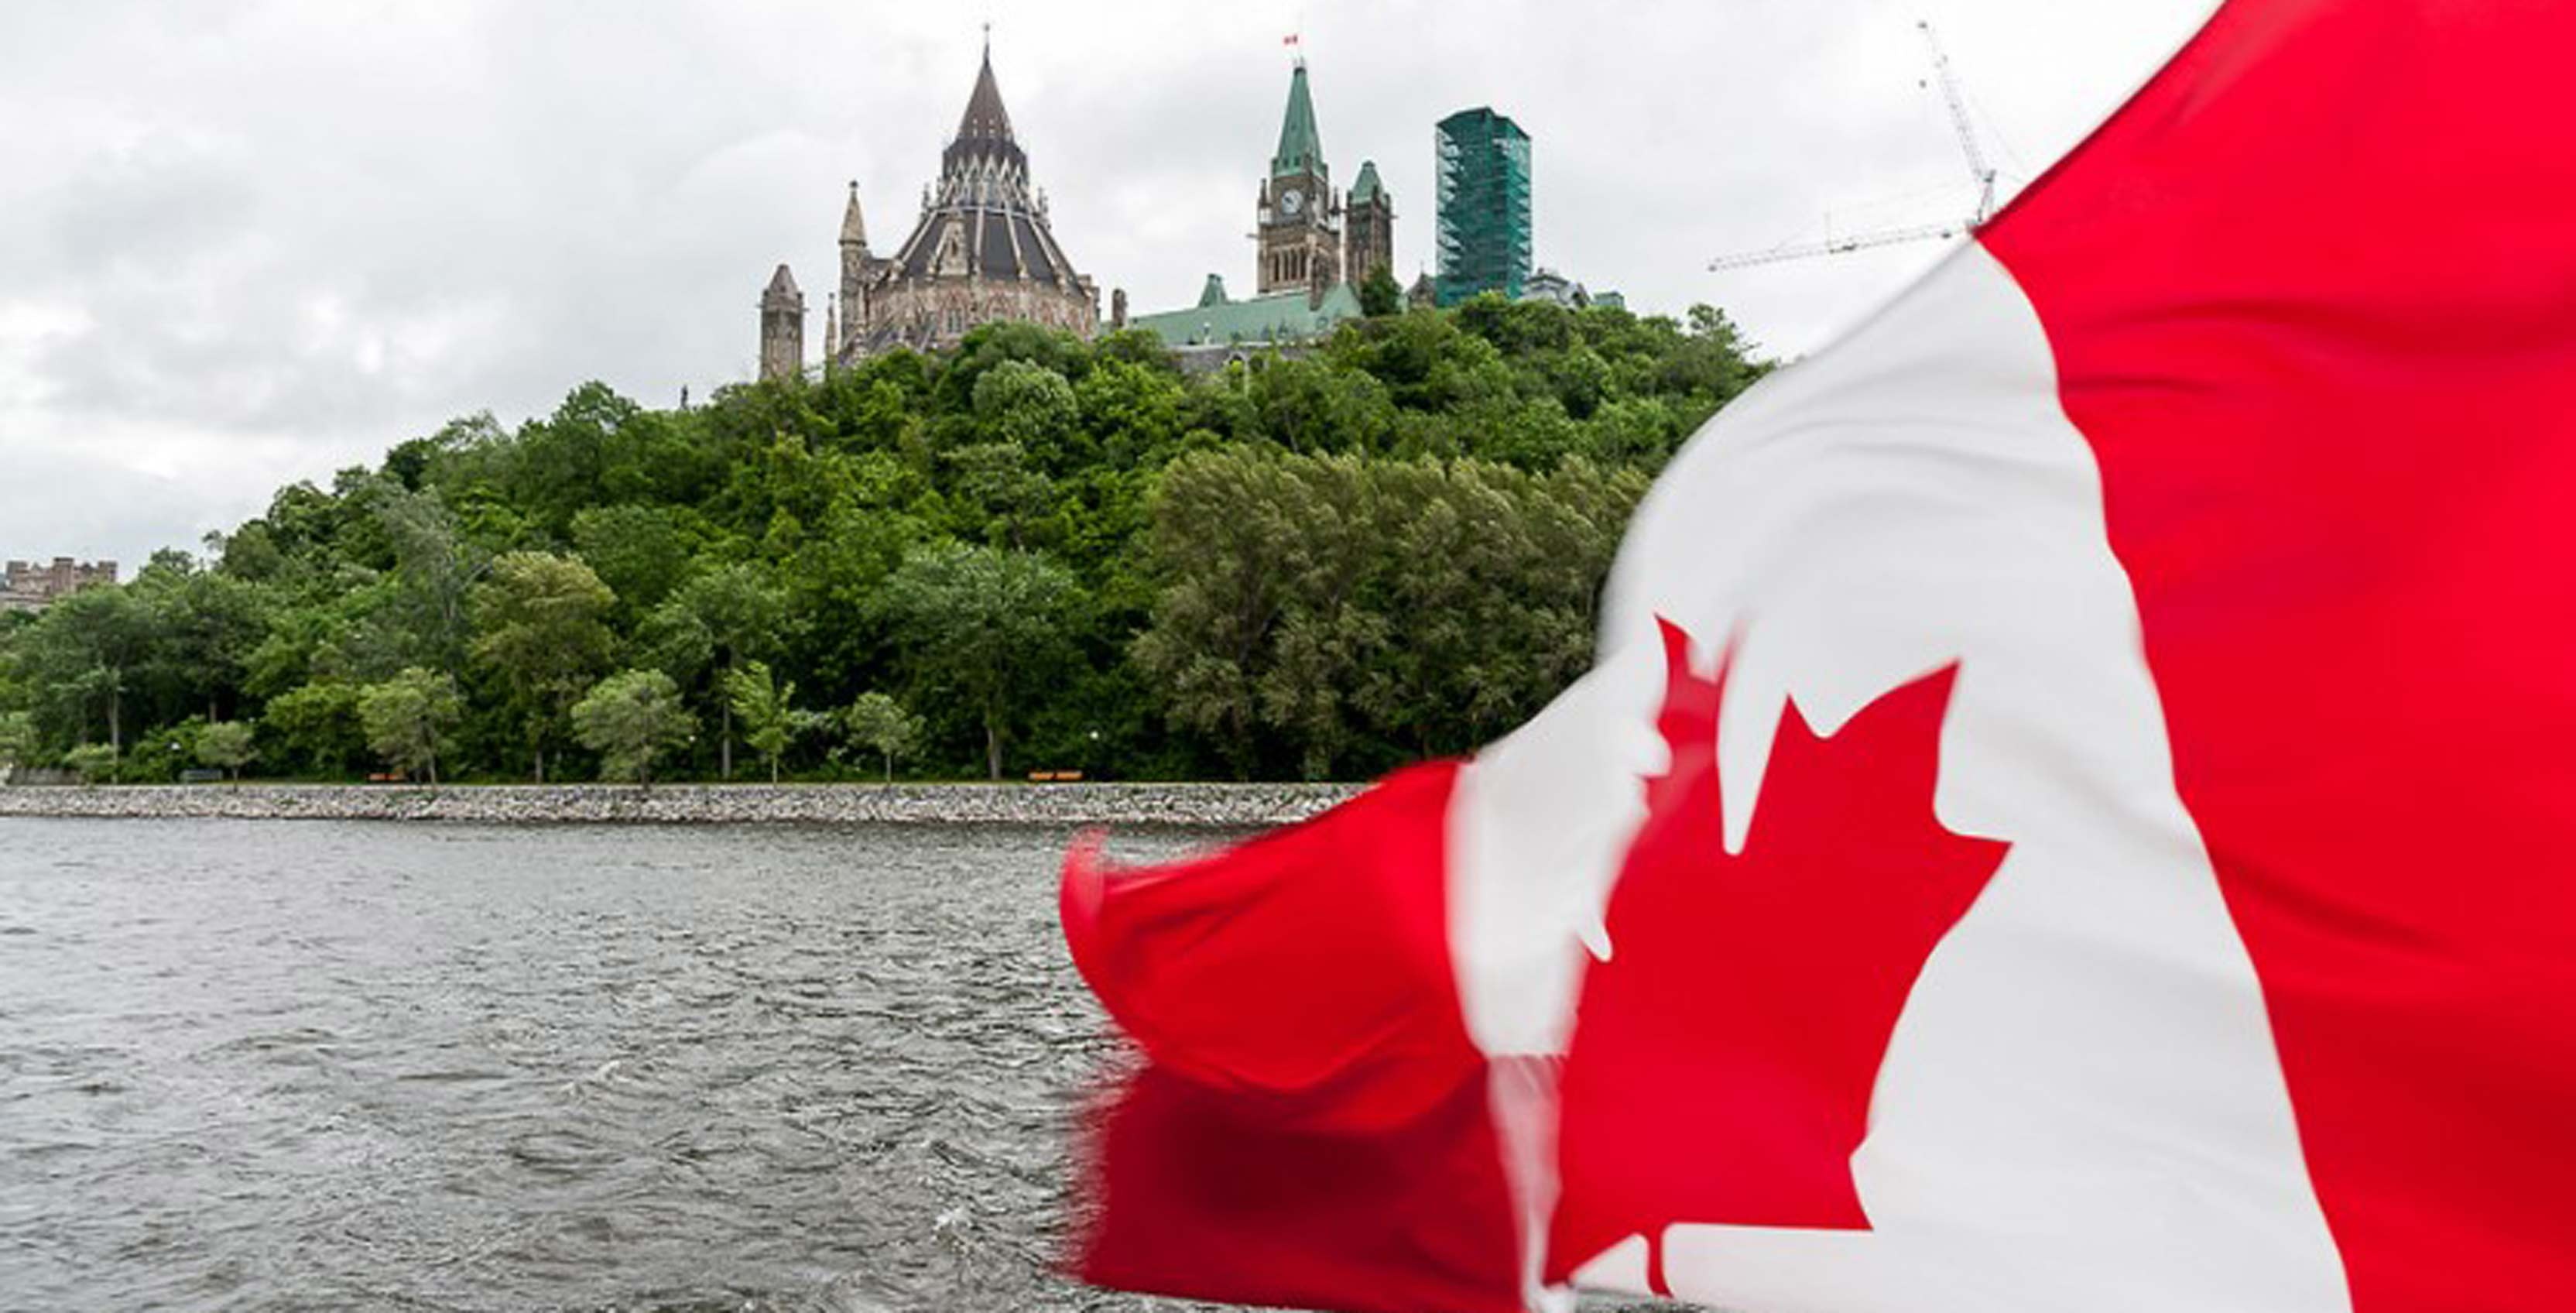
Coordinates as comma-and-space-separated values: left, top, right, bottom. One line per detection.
0, 296, 1767, 783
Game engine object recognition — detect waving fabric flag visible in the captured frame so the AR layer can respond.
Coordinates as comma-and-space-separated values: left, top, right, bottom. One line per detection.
1061, 1, 2576, 1309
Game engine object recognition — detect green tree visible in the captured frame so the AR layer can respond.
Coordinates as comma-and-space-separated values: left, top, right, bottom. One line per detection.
358, 668, 464, 785
874, 542, 1079, 780
1358, 264, 1404, 317
366, 480, 484, 673
1074, 358, 1184, 465
723, 660, 796, 784
15, 586, 156, 754
261, 683, 368, 778
1249, 355, 1397, 455
1133, 448, 1361, 776
194, 721, 257, 780
139, 563, 271, 723
972, 358, 1080, 452
940, 441, 1056, 549
469, 551, 617, 782
67, 293, 1760, 784
64, 743, 118, 785
571, 669, 694, 783
572, 503, 704, 618
0, 710, 33, 775
639, 561, 784, 779
841, 691, 923, 783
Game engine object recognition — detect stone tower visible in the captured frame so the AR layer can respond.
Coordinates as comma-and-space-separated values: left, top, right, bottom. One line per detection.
759, 264, 804, 382
837, 181, 868, 360
1256, 60, 1342, 295
1345, 159, 1394, 285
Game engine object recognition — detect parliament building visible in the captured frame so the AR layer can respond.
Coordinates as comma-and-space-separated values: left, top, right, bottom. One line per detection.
1124, 57, 1395, 361
759, 43, 1099, 379
755, 45, 1392, 379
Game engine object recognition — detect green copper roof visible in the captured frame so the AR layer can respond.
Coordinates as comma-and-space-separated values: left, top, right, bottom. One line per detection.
1197, 273, 1230, 307
1129, 281, 1365, 349
1350, 159, 1383, 204
1270, 63, 1327, 180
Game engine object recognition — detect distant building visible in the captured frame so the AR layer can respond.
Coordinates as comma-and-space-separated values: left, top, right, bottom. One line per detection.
1521, 267, 1581, 307
1128, 57, 1389, 365
1127, 273, 1365, 371
758, 265, 803, 382
1434, 107, 1533, 305
1257, 60, 1342, 295
2, 557, 117, 615
1345, 161, 1396, 285
1518, 266, 1623, 310
757, 38, 1098, 377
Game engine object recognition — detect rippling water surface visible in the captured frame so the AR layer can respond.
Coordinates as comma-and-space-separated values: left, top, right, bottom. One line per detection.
0, 818, 1228, 1313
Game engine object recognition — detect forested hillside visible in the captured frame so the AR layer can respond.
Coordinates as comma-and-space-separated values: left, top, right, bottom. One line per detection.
0, 296, 1766, 783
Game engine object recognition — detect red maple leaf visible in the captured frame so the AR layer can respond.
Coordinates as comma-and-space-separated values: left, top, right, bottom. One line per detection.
1546, 619, 2009, 1294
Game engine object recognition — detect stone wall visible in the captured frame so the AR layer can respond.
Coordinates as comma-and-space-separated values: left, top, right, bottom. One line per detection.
2, 557, 118, 614
0, 782, 1363, 828
856, 276, 1096, 355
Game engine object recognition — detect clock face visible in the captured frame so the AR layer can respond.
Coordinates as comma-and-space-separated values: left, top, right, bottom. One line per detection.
1279, 187, 1305, 216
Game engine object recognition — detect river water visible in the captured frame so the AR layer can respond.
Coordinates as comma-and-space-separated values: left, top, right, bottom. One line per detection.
0, 818, 1227, 1313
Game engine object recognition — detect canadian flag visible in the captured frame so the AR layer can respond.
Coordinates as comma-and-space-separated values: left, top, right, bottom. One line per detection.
1061, 2, 2576, 1310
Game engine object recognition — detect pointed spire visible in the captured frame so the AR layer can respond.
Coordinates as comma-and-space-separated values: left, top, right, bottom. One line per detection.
841, 180, 868, 248
1271, 63, 1326, 180
1351, 159, 1385, 204
1198, 273, 1230, 308
941, 29, 1029, 190
763, 264, 801, 306
957, 39, 1015, 145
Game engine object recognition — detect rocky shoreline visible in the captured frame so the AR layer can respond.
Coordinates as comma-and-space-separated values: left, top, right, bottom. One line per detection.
0, 781, 1364, 828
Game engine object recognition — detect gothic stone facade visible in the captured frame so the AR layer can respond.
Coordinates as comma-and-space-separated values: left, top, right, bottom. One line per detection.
1125, 58, 1396, 361
758, 265, 803, 382
1345, 160, 1395, 284
757, 46, 1096, 376
1251, 61, 1390, 298
1257, 63, 1342, 295
1, 557, 117, 615
818, 47, 1096, 368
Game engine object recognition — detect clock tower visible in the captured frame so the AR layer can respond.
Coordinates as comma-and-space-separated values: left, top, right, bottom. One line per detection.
1256, 60, 1342, 296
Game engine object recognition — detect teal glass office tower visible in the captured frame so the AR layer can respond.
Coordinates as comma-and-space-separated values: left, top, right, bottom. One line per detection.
1434, 108, 1533, 305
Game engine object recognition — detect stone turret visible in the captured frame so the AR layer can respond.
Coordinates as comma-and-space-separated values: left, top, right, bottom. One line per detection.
759, 264, 804, 382
1345, 159, 1395, 284
838, 181, 869, 359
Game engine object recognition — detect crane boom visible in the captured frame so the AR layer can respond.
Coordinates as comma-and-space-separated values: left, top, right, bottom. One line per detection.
1918, 19, 1998, 222
1705, 19, 2001, 273
1706, 221, 1962, 273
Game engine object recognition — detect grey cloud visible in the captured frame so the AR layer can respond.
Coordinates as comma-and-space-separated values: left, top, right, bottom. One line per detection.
0, 0, 2220, 571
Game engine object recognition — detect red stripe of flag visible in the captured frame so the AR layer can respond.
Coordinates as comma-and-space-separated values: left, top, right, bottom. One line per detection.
1981, 0, 2576, 1304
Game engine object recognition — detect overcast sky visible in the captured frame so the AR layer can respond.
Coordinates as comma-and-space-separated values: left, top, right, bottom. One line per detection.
0, 0, 2220, 571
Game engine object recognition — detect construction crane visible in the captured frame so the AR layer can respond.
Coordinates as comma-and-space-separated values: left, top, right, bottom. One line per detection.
1920, 19, 2000, 225
1709, 19, 2000, 273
